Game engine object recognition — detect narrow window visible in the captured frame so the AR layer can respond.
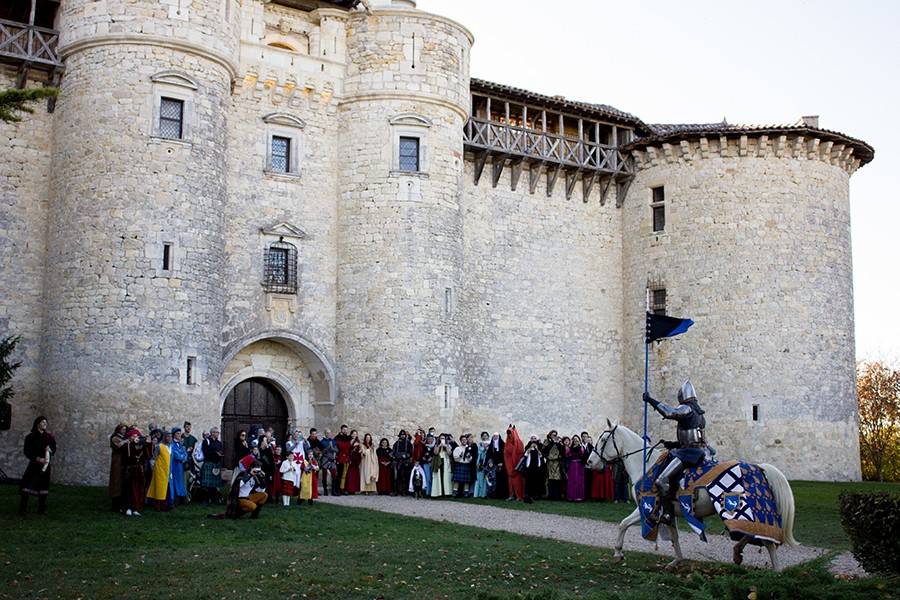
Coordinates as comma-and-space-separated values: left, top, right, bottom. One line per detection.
443, 384, 451, 409
186, 356, 197, 386
263, 241, 298, 294
752, 404, 760, 422
270, 135, 291, 173
651, 288, 666, 316
651, 186, 665, 233
159, 97, 184, 140
162, 242, 173, 271
444, 287, 453, 317
398, 136, 420, 172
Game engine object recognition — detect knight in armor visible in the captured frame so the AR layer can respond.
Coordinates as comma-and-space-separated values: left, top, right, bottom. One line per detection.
643, 379, 707, 525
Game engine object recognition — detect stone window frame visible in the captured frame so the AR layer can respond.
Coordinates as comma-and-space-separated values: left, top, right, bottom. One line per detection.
650, 184, 666, 233
389, 113, 432, 177
263, 112, 305, 179
149, 71, 198, 144
180, 350, 204, 391
648, 281, 666, 316
441, 285, 456, 320
151, 231, 185, 278
437, 378, 458, 413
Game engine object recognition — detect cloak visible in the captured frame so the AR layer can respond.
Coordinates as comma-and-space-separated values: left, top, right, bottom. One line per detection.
504, 427, 525, 500
146, 443, 172, 501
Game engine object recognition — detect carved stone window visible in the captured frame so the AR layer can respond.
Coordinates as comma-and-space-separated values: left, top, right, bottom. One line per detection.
159, 97, 184, 140
398, 136, 420, 172
264, 240, 297, 294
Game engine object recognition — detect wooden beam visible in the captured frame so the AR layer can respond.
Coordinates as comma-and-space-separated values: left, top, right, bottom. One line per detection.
29, 0, 37, 26
491, 155, 505, 188
473, 151, 488, 186
615, 177, 633, 208
599, 176, 613, 206
509, 159, 523, 191
541, 110, 546, 132
16, 62, 31, 90
504, 101, 509, 124
547, 165, 561, 197
582, 172, 597, 203
564, 169, 578, 200
46, 67, 62, 113
486, 97, 491, 121
529, 161, 541, 194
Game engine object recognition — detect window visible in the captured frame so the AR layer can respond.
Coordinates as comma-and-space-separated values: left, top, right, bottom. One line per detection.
159, 97, 184, 140
651, 288, 666, 316
752, 404, 760, 422
186, 356, 197, 386
443, 287, 454, 318
162, 242, 173, 271
443, 384, 451, 409
398, 136, 420, 172
270, 136, 292, 173
651, 186, 665, 233
263, 240, 298, 294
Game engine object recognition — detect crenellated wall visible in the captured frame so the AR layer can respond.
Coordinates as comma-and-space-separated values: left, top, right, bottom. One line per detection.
622, 133, 861, 480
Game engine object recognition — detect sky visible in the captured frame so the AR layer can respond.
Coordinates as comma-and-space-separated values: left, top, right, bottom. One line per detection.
417, 0, 900, 365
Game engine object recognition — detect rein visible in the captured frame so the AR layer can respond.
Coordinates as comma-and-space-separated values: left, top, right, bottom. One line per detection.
592, 425, 663, 464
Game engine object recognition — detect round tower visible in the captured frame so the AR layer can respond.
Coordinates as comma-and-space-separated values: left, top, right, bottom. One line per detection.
621, 125, 873, 480
44, 0, 239, 482
336, 2, 473, 433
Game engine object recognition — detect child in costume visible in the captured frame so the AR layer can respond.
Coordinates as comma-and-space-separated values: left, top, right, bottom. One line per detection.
279, 452, 302, 508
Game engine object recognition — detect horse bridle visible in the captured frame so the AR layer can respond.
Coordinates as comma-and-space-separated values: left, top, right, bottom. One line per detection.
591, 425, 661, 466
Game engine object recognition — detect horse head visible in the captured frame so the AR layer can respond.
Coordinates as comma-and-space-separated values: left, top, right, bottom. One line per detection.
586, 418, 621, 471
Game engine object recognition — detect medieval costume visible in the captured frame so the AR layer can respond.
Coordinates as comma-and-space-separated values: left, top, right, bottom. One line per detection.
320, 434, 338, 496
360, 437, 379, 494
430, 436, 453, 497
109, 424, 127, 512
391, 431, 414, 496
169, 429, 188, 506
591, 462, 614, 501
279, 452, 302, 506
420, 435, 436, 495
147, 433, 173, 511
644, 379, 709, 525
199, 432, 224, 502
123, 428, 150, 516
504, 426, 525, 501
408, 462, 427, 497
270, 446, 283, 501
19, 416, 56, 516
223, 466, 268, 519
486, 432, 507, 499
376, 439, 394, 495
522, 437, 545, 502
542, 434, 565, 500
234, 431, 250, 468
346, 433, 361, 495
472, 434, 490, 498
565, 439, 586, 501
451, 436, 476, 497
613, 459, 630, 503
335, 430, 352, 494
299, 455, 319, 503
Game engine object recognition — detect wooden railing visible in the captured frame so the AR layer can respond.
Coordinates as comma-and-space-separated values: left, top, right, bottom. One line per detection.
464, 117, 632, 176
0, 19, 63, 68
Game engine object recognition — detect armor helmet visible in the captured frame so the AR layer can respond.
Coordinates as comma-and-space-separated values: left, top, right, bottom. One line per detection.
677, 379, 697, 404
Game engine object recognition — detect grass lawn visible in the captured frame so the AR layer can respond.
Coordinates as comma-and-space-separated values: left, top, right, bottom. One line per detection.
451, 480, 900, 551
0, 485, 896, 600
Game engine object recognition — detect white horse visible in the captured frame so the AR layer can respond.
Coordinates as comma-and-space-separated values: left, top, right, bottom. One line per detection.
585, 420, 797, 570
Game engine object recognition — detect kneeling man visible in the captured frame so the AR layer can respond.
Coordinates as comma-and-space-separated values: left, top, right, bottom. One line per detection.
227, 460, 268, 519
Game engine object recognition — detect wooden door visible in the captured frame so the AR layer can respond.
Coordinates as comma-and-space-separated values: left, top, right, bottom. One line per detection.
221, 378, 288, 468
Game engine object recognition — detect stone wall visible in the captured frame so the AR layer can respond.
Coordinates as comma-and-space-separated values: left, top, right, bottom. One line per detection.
621, 135, 861, 481
335, 7, 472, 436
0, 70, 53, 477
42, 37, 233, 482
458, 165, 625, 439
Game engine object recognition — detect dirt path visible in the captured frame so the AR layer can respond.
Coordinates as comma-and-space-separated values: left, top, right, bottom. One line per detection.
319, 495, 863, 575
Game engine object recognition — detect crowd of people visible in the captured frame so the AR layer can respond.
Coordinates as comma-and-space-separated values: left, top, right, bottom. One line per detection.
104, 422, 631, 517
17, 416, 632, 519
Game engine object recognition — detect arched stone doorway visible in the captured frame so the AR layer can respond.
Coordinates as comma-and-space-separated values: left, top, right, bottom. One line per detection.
221, 377, 288, 468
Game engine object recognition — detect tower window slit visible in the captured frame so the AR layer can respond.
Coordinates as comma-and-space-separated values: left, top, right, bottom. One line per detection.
162, 242, 173, 271
186, 356, 197, 386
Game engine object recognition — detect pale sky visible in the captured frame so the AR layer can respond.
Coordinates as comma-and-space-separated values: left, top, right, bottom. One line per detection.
417, 0, 900, 365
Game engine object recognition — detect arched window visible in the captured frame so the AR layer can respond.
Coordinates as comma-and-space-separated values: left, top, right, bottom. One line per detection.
263, 240, 297, 294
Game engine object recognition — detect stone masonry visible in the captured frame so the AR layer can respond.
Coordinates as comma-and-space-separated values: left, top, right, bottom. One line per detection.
0, 0, 872, 483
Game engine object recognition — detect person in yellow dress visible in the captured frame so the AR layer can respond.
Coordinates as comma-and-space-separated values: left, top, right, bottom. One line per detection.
146, 429, 172, 511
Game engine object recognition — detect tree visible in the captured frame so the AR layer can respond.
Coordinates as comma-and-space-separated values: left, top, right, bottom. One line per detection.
857, 361, 900, 481
0, 336, 21, 431
0, 87, 58, 123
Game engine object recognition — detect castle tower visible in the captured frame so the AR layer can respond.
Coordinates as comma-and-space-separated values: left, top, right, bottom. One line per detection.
43, 0, 240, 480
621, 124, 873, 480
335, 1, 473, 433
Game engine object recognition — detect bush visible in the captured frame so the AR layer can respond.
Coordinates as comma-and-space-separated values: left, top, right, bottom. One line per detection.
839, 492, 900, 575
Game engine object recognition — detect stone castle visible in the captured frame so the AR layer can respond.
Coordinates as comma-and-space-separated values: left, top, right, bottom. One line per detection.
0, 0, 873, 482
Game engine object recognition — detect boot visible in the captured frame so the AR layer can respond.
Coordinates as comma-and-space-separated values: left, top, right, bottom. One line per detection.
250, 506, 262, 519
658, 497, 675, 526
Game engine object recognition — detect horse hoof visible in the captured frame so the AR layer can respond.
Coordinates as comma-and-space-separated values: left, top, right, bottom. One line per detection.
664, 560, 681, 571
733, 551, 743, 566
613, 554, 624, 563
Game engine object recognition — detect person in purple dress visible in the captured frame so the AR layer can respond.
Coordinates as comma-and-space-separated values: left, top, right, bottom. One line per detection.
565, 434, 585, 502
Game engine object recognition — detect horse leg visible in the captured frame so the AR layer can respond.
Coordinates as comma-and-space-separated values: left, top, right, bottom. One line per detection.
614, 508, 642, 562
664, 523, 683, 570
766, 542, 782, 572
732, 535, 750, 566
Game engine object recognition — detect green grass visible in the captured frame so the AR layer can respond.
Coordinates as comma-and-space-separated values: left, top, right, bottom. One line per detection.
0, 485, 897, 600
451, 480, 900, 550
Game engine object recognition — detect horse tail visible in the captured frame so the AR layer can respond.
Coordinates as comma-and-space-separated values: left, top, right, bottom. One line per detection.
760, 463, 797, 546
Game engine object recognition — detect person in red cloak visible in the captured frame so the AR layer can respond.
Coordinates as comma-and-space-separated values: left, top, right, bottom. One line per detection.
504, 425, 525, 501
